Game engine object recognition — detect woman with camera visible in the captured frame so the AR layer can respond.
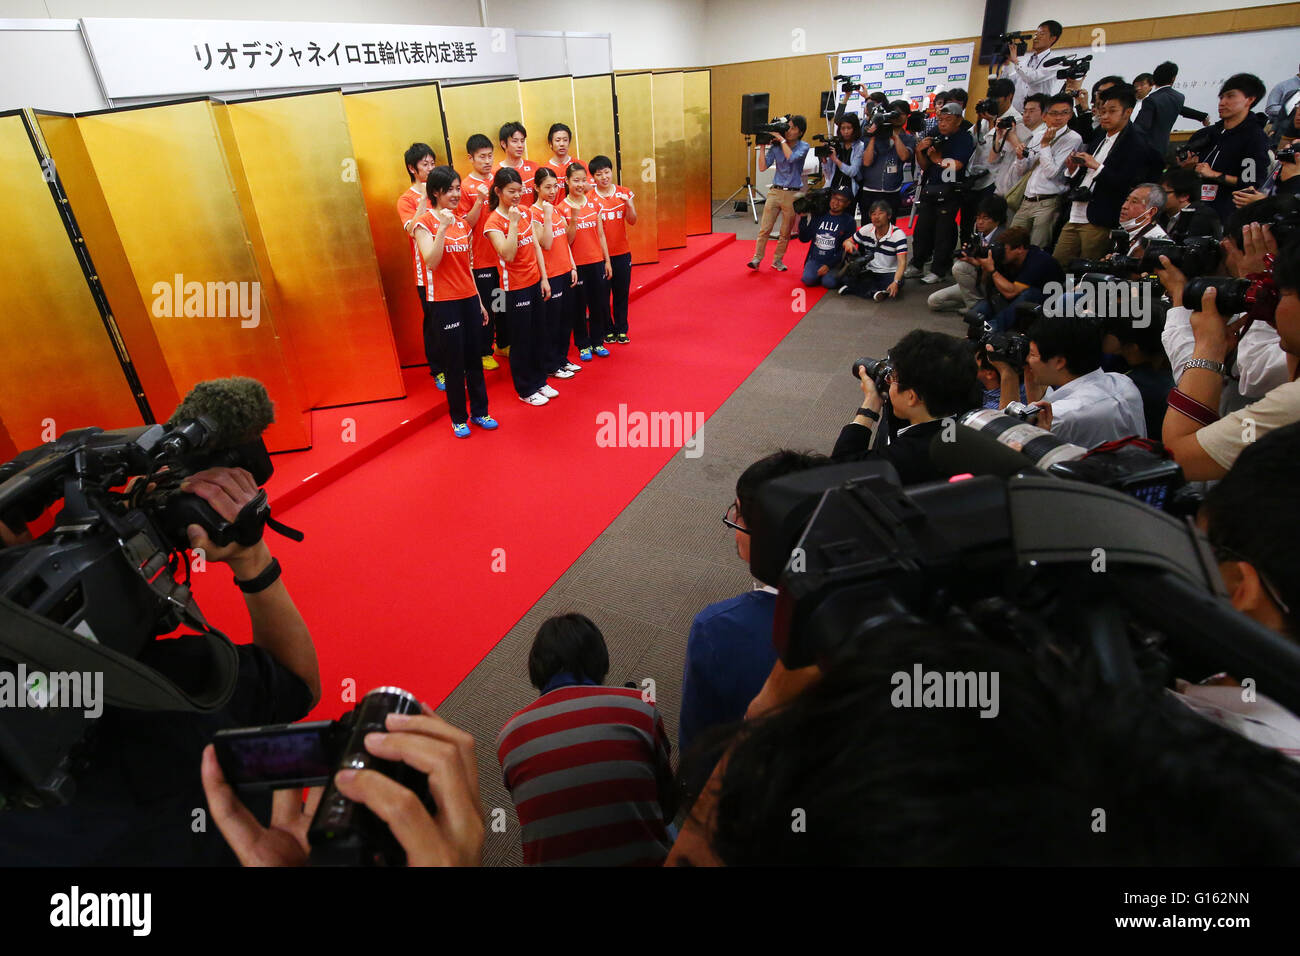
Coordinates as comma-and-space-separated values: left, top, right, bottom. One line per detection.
821, 113, 864, 198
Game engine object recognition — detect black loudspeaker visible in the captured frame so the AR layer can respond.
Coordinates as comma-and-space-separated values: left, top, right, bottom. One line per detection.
978, 0, 1013, 65
741, 93, 770, 135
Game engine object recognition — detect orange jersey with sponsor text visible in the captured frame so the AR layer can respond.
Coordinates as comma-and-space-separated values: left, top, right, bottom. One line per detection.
563, 197, 604, 266
413, 211, 477, 302
483, 207, 542, 291
533, 202, 575, 278
397, 184, 427, 285
456, 171, 498, 275
493, 158, 540, 206
592, 185, 634, 257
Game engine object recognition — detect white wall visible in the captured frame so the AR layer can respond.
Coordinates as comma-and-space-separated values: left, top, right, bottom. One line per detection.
0, 0, 708, 71
1010, 0, 1295, 30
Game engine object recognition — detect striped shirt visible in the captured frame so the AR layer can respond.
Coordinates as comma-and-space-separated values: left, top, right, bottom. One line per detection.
851, 223, 907, 273
497, 684, 673, 866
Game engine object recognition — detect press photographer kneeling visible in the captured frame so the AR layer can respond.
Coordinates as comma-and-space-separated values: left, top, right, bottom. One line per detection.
964, 225, 1065, 332
831, 330, 981, 484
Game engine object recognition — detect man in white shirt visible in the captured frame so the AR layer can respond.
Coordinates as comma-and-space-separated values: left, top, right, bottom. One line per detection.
1025, 313, 1147, 446
1115, 183, 1169, 257
994, 93, 1047, 197
963, 78, 1020, 246
1001, 20, 1063, 113
1009, 93, 1082, 248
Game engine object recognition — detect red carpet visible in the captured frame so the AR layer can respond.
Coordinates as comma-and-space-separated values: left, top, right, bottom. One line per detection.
189, 234, 827, 717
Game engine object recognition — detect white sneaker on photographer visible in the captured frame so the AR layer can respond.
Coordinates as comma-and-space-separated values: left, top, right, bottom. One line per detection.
903, 264, 923, 279
921, 272, 943, 284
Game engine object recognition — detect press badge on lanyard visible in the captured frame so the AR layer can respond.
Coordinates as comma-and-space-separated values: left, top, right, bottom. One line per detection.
1201, 146, 1220, 202
887, 160, 899, 175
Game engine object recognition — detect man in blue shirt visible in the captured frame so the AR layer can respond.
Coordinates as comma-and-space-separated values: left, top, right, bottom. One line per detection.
796, 188, 856, 287
748, 114, 810, 272
907, 103, 976, 285
678, 450, 828, 759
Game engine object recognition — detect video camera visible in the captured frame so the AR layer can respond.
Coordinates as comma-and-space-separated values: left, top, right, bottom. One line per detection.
834, 74, 857, 96
812, 133, 847, 161
1043, 53, 1093, 81
866, 107, 901, 138
756, 115, 791, 140
213, 686, 436, 866
794, 187, 833, 217
0, 378, 298, 808
991, 31, 1034, 59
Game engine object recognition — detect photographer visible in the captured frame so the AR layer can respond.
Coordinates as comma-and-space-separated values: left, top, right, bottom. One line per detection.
1195, 73, 1273, 223
968, 226, 1065, 332
821, 113, 865, 197
1160, 234, 1300, 481
837, 199, 908, 300
964, 79, 1020, 245
748, 115, 810, 273
1053, 83, 1164, 266
1236, 101, 1300, 205
1160, 167, 1224, 243
995, 93, 1048, 197
1, 466, 321, 865
1158, 200, 1296, 415
1008, 94, 1083, 247
1114, 183, 1169, 256
1102, 307, 1173, 440
1001, 20, 1064, 112
857, 101, 916, 224
929, 193, 1008, 312
925, 88, 968, 137
831, 329, 981, 484
797, 187, 857, 288
1066, 74, 1121, 141
905, 104, 976, 285
1023, 313, 1148, 444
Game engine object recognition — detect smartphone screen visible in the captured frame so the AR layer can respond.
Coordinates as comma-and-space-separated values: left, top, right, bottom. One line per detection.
212, 721, 339, 791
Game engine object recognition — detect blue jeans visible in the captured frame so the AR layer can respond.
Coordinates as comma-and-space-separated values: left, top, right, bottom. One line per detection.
846, 270, 898, 299
802, 257, 838, 287
971, 287, 1045, 332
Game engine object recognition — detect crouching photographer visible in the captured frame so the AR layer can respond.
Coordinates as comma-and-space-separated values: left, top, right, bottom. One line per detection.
965, 226, 1064, 332
929, 194, 1008, 313
834, 199, 908, 300
796, 187, 857, 288
0, 380, 320, 864
1161, 230, 1300, 481
831, 329, 981, 484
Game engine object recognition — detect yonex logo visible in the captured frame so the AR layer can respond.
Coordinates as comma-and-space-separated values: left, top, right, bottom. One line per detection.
929, 47, 949, 55
886, 52, 906, 60
948, 73, 967, 81
906, 77, 924, 86
928, 66, 948, 74
865, 63, 883, 71
907, 59, 927, 67
865, 81, 883, 90
842, 55, 862, 63
885, 70, 904, 78
951, 55, 969, 64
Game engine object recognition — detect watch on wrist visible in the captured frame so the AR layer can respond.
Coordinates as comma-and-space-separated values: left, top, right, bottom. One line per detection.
1183, 358, 1226, 377
857, 407, 881, 422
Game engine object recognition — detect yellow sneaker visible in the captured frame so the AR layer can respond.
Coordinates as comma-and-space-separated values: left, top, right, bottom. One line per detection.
482, 355, 499, 370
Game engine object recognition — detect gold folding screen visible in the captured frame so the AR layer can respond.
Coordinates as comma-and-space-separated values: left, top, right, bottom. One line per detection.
69, 100, 310, 451
440, 80, 524, 177
219, 91, 403, 406
0, 111, 144, 452
520, 77, 578, 168
613, 73, 659, 265
343, 83, 451, 367
683, 71, 712, 235
573, 75, 618, 170
652, 72, 687, 250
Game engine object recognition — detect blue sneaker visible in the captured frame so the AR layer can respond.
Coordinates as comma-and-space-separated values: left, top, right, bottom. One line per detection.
579, 348, 593, 361
594, 345, 610, 357
470, 415, 498, 430
435, 373, 446, 391
451, 422, 471, 438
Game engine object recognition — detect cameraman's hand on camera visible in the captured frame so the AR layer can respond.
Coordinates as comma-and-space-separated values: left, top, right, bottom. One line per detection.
1222, 222, 1277, 278
332, 707, 485, 866
1188, 285, 1240, 357
817, 264, 829, 278
201, 744, 319, 867
1154, 255, 1188, 307
1029, 401, 1053, 431
1232, 186, 1267, 208
857, 366, 883, 413
1072, 151, 1100, 171
180, 467, 267, 576
976, 251, 996, 274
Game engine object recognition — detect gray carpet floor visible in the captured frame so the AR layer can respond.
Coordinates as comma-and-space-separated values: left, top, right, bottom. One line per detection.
438, 207, 965, 866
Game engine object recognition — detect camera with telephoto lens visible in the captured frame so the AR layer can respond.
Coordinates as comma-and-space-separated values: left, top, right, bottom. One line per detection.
1139, 236, 1221, 278
213, 686, 436, 866
851, 357, 893, 395
757, 115, 791, 140
794, 187, 832, 216
982, 330, 1031, 371
1183, 274, 1281, 328
1279, 146, 1297, 165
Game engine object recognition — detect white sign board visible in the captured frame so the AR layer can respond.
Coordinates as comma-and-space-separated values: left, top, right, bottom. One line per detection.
81, 18, 518, 98
837, 42, 977, 117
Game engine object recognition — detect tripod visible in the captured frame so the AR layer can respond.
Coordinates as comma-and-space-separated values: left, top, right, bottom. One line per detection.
713, 135, 767, 223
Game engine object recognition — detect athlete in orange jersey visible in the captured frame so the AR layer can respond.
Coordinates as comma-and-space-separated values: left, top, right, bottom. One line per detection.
545, 122, 587, 202
397, 142, 443, 383
589, 154, 639, 344
495, 121, 540, 207
458, 133, 503, 366
562, 163, 613, 361
532, 166, 583, 381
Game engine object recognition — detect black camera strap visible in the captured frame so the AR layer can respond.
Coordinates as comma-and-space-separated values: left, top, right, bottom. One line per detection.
0, 594, 239, 713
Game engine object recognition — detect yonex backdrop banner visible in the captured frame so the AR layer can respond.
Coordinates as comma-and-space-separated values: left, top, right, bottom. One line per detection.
836, 43, 976, 116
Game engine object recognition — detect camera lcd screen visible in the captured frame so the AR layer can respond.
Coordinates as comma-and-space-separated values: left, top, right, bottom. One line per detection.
213, 722, 335, 791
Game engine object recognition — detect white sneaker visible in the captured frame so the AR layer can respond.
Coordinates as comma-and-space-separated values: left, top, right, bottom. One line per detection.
520, 392, 549, 406
539, 384, 559, 398
564, 362, 582, 372
551, 368, 575, 379
903, 265, 923, 279
921, 272, 942, 284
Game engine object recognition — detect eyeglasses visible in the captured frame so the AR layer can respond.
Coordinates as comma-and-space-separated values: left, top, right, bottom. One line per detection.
1212, 542, 1292, 616
1046, 109, 1073, 117
723, 501, 750, 535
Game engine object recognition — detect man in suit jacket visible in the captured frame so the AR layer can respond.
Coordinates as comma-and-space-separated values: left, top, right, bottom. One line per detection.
831, 330, 981, 486
1133, 62, 1185, 156
1053, 84, 1165, 265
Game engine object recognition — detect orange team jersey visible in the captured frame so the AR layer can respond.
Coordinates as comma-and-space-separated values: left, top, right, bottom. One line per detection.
412, 211, 478, 302
396, 184, 427, 286
592, 185, 634, 258
534, 201, 575, 278
547, 156, 586, 200
564, 197, 604, 266
483, 207, 542, 291
456, 171, 498, 275
493, 158, 540, 206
